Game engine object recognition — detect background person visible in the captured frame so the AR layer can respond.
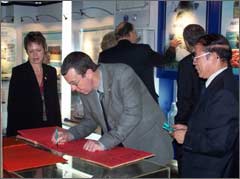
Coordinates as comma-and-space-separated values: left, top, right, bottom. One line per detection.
100, 31, 117, 51
173, 34, 239, 177
98, 21, 181, 103
173, 24, 206, 176
7, 31, 62, 137
52, 51, 173, 165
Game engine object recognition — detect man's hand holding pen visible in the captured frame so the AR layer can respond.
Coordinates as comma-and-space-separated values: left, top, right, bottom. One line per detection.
172, 124, 188, 144
51, 129, 74, 145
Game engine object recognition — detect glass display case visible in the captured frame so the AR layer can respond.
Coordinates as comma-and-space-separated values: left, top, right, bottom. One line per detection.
3, 138, 170, 178
6, 156, 170, 178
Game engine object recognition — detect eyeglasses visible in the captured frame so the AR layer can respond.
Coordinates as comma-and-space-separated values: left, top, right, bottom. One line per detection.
70, 79, 80, 87
193, 52, 211, 61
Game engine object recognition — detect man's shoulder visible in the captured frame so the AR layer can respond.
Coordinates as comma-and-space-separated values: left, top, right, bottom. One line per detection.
132, 43, 151, 49
179, 53, 193, 65
101, 63, 134, 76
101, 63, 131, 70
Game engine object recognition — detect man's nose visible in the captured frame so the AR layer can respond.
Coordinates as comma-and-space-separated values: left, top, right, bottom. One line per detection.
71, 85, 76, 91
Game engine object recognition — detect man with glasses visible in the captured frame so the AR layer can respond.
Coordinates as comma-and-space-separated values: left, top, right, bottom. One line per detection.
52, 51, 173, 165
172, 34, 239, 177
173, 24, 206, 176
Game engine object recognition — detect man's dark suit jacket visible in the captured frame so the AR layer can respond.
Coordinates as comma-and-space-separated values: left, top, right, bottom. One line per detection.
175, 53, 205, 125
98, 39, 175, 103
174, 53, 205, 176
7, 61, 62, 136
182, 68, 239, 177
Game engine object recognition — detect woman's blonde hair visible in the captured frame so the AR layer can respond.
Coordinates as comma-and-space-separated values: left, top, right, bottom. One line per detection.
101, 31, 117, 50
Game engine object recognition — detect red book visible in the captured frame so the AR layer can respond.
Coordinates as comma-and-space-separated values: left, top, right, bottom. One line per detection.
3, 144, 67, 172
3, 137, 26, 147
18, 126, 154, 168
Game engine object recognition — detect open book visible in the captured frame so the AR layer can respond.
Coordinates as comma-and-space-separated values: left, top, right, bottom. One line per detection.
17, 126, 154, 169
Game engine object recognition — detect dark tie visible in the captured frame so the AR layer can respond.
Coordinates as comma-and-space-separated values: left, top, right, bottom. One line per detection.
98, 91, 111, 131
201, 86, 206, 96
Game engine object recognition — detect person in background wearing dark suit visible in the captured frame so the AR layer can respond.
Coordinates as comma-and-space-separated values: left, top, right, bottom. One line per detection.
173, 34, 239, 178
173, 24, 206, 176
98, 21, 181, 103
7, 31, 62, 137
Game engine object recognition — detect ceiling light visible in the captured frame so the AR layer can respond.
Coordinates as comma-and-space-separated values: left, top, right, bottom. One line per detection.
35, 2, 42, 5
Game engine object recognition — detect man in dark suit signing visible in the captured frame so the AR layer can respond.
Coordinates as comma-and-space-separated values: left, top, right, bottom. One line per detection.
172, 34, 239, 177
52, 51, 173, 165
98, 22, 180, 103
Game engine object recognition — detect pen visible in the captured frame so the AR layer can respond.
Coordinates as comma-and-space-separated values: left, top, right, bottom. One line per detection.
55, 128, 58, 148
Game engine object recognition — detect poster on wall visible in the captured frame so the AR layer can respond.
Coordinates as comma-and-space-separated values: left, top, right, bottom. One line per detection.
23, 32, 62, 76
221, 0, 239, 74
79, 26, 113, 63
1, 25, 17, 79
165, 1, 206, 70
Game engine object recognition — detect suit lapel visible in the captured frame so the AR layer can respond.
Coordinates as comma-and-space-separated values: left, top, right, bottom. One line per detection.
193, 69, 228, 116
88, 90, 109, 132
100, 64, 112, 113
26, 61, 42, 98
99, 64, 113, 130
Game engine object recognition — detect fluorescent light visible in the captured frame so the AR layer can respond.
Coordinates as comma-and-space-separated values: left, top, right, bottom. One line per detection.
35, 2, 42, 5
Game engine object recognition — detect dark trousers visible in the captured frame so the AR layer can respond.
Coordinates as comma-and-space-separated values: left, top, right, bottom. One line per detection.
232, 137, 239, 177
173, 140, 183, 177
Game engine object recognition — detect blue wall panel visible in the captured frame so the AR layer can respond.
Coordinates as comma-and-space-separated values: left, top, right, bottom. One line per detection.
206, 1, 222, 34
157, 1, 174, 116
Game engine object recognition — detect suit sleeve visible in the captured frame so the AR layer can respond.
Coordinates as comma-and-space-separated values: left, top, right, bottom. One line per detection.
49, 68, 62, 127
175, 60, 194, 124
99, 66, 142, 149
183, 90, 238, 157
69, 110, 98, 139
147, 44, 176, 67
7, 68, 21, 136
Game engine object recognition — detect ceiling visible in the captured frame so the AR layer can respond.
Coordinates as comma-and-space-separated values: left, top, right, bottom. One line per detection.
1, 1, 61, 6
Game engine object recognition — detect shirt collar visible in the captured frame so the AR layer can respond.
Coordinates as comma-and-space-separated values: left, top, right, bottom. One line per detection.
205, 67, 227, 88
97, 69, 104, 93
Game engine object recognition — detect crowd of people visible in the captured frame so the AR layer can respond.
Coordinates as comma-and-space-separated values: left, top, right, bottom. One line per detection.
6, 22, 239, 178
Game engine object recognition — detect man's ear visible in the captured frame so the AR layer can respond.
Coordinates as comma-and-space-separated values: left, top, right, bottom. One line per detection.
85, 69, 93, 78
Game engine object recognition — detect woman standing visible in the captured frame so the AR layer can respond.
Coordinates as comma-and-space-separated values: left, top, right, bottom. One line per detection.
7, 31, 62, 136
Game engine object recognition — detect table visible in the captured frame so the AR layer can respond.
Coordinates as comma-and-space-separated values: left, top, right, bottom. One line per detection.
3, 131, 170, 178
4, 150, 170, 178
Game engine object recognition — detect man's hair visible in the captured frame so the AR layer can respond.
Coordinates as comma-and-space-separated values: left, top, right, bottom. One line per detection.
115, 22, 134, 40
101, 31, 117, 50
183, 24, 206, 46
61, 51, 99, 76
24, 31, 47, 52
196, 34, 232, 62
